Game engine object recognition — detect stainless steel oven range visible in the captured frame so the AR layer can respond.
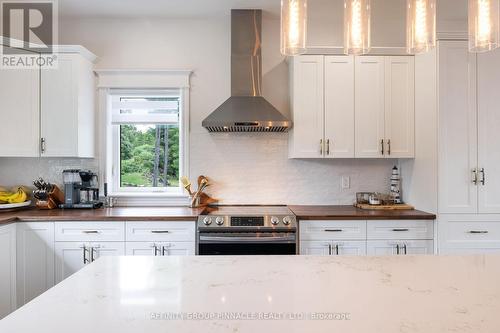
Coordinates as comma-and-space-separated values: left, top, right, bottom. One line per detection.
197, 206, 297, 255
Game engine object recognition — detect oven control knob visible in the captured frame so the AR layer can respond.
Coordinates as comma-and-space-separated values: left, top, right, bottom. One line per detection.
203, 217, 212, 225
215, 217, 224, 225
270, 216, 279, 225
283, 216, 292, 225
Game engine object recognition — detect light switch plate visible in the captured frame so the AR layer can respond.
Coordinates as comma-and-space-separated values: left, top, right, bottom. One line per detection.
341, 176, 350, 189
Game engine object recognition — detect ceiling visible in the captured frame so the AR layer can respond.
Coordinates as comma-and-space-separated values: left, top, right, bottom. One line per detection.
58, 0, 467, 21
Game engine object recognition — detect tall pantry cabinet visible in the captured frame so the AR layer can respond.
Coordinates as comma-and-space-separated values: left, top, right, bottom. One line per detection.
437, 41, 500, 253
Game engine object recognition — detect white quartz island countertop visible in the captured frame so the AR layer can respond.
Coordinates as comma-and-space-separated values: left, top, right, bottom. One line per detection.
1, 255, 500, 333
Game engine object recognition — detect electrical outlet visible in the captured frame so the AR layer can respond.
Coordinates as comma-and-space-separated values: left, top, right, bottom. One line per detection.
341, 176, 350, 189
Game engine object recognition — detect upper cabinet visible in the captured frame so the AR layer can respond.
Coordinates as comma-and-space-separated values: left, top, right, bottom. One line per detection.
289, 55, 415, 159
41, 52, 96, 157
0, 45, 97, 158
0, 46, 40, 157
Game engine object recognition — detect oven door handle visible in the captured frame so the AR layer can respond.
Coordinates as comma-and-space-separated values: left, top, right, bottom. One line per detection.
199, 235, 296, 243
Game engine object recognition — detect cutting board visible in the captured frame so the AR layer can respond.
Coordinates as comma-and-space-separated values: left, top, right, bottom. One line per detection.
354, 203, 415, 210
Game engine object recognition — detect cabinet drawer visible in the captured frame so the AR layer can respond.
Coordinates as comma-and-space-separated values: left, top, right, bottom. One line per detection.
125, 222, 195, 242
55, 222, 125, 242
441, 221, 500, 249
299, 220, 366, 240
367, 220, 434, 240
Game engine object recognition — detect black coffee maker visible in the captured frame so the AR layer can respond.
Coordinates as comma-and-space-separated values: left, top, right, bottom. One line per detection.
60, 169, 103, 209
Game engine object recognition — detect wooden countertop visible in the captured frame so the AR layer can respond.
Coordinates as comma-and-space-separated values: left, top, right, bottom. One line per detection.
0, 206, 205, 225
0, 205, 436, 225
289, 205, 436, 220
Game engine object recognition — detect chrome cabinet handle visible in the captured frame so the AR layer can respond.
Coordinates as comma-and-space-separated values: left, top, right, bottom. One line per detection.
334, 244, 339, 255
326, 139, 330, 155
151, 230, 170, 234
80, 245, 90, 264
403, 244, 407, 255
324, 229, 343, 232
380, 139, 385, 155
151, 244, 159, 256
472, 169, 478, 185
392, 228, 409, 232
468, 230, 489, 234
82, 230, 100, 234
327, 243, 332, 255
90, 245, 100, 262
480, 168, 486, 185
162, 244, 171, 256
396, 244, 400, 255
320, 139, 323, 155
387, 139, 391, 155
40, 138, 46, 154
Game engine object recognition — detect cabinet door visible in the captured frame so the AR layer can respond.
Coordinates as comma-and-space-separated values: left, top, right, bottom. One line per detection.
331, 241, 367, 255
367, 240, 433, 255
438, 41, 478, 214
384, 56, 415, 158
16, 223, 55, 307
477, 48, 500, 213
299, 241, 332, 255
90, 242, 125, 261
355, 56, 386, 157
289, 55, 325, 158
324, 56, 355, 158
55, 242, 87, 283
126, 242, 195, 256
41, 54, 78, 157
0, 47, 40, 157
0, 224, 16, 319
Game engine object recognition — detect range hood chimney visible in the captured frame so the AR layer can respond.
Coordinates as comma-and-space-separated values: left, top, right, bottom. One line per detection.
202, 9, 291, 133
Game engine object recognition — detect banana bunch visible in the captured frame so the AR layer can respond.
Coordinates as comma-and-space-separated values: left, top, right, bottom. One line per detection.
0, 187, 28, 204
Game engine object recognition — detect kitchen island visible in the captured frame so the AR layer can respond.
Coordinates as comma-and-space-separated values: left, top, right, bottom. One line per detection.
0, 255, 498, 332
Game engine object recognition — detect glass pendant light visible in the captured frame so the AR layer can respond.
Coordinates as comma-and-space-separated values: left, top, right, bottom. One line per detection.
280, 0, 307, 56
344, 0, 371, 55
469, 0, 500, 52
406, 0, 436, 54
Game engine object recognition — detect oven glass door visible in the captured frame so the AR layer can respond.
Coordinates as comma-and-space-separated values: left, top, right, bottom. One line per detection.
198, 232, 296, 255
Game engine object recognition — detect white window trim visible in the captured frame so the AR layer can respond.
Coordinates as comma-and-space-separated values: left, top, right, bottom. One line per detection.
96, 70, 192, 206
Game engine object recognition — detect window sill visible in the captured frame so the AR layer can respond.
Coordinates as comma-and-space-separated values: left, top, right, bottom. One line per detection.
108, 192, 190, 207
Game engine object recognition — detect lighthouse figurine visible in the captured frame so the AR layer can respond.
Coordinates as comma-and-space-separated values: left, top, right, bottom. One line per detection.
390, 166, 402, 204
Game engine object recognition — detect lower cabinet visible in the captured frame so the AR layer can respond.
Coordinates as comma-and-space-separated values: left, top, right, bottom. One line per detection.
16, 223, 55, 307
126, 242, 195, 256
366, 240, 434, 255
0, 224, 16, 319
300, 240, 366, 256
299, 220, 435, 256
55, 242, 125, 283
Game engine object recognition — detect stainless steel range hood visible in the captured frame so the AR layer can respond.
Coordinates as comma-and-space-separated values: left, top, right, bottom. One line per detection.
202, 9, 291, 133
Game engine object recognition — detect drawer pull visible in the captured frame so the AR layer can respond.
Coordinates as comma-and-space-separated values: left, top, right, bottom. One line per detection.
392, 228, 409, 232
468, 230, 489, 234
324, 229, 343, 232
82, 230, 100, 234
151, 230, 170, 234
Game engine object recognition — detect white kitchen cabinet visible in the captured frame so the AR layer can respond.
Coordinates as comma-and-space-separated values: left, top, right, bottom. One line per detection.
0, 224, 16, 319
299, 220, 366, 241
384, 57, 415, 158
41, 52, 96, 157
366, 220, 434, 240
355, 56, 386, 158
300, 240, 366, 256
324, 56, 355, 158
0, 46, 40, 157
55, 241, 125, 283
366, 240, 434, 255
55, 221, 125, 242
355, 56, 415, 158
126, 241, 195, 256
289, 55, 325, 158
477, 48, 500, 213
438, 41, 478, 214
125, 222, 195, 242
16, 223, 55, 307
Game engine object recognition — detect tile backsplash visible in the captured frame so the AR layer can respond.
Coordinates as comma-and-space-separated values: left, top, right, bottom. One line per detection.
0, 133, 394, 205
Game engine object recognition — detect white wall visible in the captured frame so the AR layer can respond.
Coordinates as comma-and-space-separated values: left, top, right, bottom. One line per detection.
0, 0, 468, 205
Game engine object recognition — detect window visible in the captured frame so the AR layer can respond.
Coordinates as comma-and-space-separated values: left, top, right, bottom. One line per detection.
110, 90, 185, 194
